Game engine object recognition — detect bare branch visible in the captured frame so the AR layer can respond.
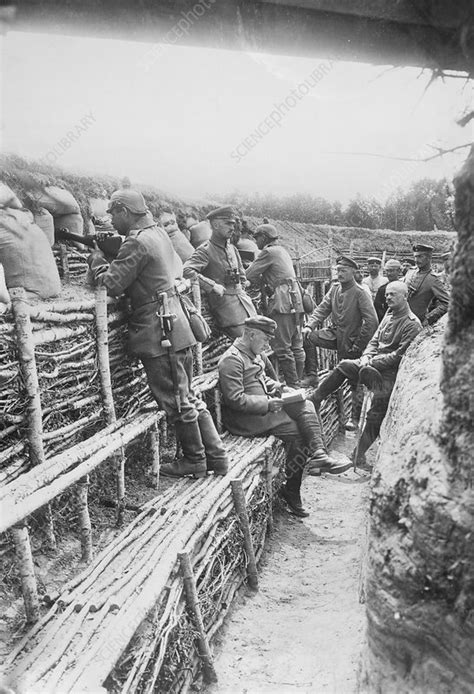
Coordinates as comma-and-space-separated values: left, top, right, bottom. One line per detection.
323, 143, 473, 163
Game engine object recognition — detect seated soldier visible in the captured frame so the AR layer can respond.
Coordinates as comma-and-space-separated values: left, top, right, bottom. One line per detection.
309, 281, 422, 467
218, 316, 351, 518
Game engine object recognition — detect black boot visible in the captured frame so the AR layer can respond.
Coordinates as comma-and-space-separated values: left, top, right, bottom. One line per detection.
278, 355, 301, 389
197, 410, 229, 475
280, 440, 309, 517
310, 368, 346, 409
161, 419, 207, 478
301, 342, 319, 387
351, 419, 382, 470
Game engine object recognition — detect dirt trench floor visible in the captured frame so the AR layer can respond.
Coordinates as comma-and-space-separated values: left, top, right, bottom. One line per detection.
207, 434, 372, 694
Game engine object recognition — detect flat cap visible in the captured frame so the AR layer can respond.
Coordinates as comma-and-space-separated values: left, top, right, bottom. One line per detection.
412, 244, 434, 253
206, 205, 236, 221
107, 189, 148, 214
255, 223, 278, 240
402, 257, 416, 266
367, 257, 382, 264
384, 259, 402, 268
244, 315, 277, 336
336, 255, 358, 270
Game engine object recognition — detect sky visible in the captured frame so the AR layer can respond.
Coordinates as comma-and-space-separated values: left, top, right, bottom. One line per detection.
2, 30, 473, 204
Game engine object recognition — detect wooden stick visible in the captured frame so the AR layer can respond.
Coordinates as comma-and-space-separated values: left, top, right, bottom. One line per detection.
214, 388, 223, 434
191, 279, 204, 376
11, 522, 40, 624
178, 552, 218, 684
230, 479, 258, 590
59, 243, 70, 282
149, 421, 160, 490
77, 475, 93, 562
264, 450, 274, 534
95, 286, 126, 523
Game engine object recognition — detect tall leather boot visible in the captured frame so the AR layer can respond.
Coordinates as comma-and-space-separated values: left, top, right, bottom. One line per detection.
295, 408, 352, 475
161, 419, 207, 478
197, 409, 229, 475
278, 355, 300, 389
278, 439, 309, 518
310, 368, 346, 409
352, 415, 383, 467
301, 342, 319, 387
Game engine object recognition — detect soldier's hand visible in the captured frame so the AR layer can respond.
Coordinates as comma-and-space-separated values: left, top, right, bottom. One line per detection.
268, 397, 284, 412
302, 326, 312, 340
213, 283, 225, 296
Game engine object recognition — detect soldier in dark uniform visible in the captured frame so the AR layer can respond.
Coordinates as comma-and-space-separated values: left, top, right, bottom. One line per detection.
374, 259, 402, 321
310, 281, 422, 467
405, 244, 449, 326
183, 206, 256, 338
88, 189, 228, 479
218, 316, 351, 517
246, 223, 305, 388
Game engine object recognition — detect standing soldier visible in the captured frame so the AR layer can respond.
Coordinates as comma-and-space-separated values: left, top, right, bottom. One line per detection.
246, 223, 305, 388
374, 259, 403, 321
183, 206, 256, 338
405, 244, 449, 326
88, 189, 228, 478
302, 255, 378, 425
158, 208, 194, 262
362, 257, 388, 301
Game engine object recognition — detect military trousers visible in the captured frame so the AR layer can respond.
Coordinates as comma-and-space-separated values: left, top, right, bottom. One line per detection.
141, 347, 206, 425
271, 312, 305, 387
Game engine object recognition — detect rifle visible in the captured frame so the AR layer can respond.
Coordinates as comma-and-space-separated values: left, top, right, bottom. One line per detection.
55, 228, 122, 260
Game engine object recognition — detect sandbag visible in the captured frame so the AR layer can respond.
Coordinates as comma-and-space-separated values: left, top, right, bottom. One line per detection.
54, 212, 84, 236
0, 182, 22, 209
34, 208, 55, 246
190, 220, 212, 248
0, 208, 61, 299
33, 186, 80, 216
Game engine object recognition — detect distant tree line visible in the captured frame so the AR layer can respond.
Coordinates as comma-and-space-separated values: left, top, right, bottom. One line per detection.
216, 178, 455, 231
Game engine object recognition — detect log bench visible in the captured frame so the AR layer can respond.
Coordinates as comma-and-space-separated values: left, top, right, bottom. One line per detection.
4, 434, 286, 693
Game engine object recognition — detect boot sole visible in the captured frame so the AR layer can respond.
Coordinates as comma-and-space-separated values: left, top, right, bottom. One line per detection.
161, 470, 207, 479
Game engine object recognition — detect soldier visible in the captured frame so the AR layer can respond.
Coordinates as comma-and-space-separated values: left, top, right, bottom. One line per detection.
310, 281, 422, 467
362, 257, 388, 301
183, 206, 256, 338
439, 251, 452, 291
218, 316, 351, 518
246, 223, 305, 388
302, 256, 378, 387
374, 259, 403, 321
401, 257, 416, 279
405, 244, 449, 326
158, 208, 194, 262
88, 189, 228, 479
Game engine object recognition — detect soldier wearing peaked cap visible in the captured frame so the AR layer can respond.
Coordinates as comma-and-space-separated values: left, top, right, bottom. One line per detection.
183, 206, 256, 338
246, 223, 306, 388
302, 254, 378, 426
362, 256, 388, 301
89, 189, 228, 480
405, 244, 449, 325
218, 316, 351, 518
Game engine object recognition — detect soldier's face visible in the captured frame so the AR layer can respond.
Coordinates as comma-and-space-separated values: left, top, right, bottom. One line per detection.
368, 261, 381, 276
159, 212, 179, 235
109, 206, 131, 235
385, 284, 406, 310
414, 252, 431, 270
336, 264, 355, 283
386, 265, 401, 282
255, 233, 266, 250
212, 218, 235, 241
249, 329, 270, 355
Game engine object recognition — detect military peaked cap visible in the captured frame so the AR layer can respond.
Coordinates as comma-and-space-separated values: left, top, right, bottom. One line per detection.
206, 206, 236, 221
412, 244, 434, 253
336, 255, 358, 269
244, 316, 277, 336
255, 223, 278, 240
384, 259, 402, 268
107, 189, 148, 214
367, 257, 382, 264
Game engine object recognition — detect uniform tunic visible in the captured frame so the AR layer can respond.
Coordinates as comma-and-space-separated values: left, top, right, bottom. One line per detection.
88, 222, 203, 424
405, 268, 449, 324
246, 242, 304, 386
183, 237, 256, 330
307, 279, 378, 358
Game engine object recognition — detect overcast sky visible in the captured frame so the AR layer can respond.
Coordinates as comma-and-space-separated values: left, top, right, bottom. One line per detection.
2, 30, 472, 203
